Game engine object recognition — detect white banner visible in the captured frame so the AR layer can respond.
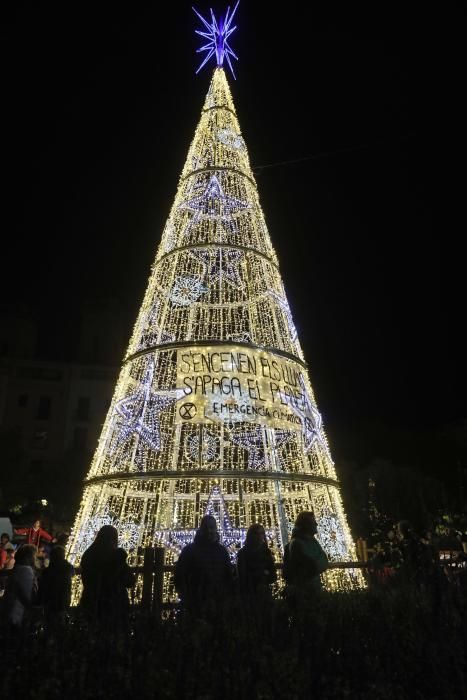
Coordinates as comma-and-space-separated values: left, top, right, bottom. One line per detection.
175, 345, 319, 438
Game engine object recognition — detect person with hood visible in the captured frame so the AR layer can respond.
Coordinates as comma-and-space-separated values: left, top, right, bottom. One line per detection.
237, 523, 276, 597
174, 515, 233, 615
80, 525, 134, 629
283, 511, 328, 602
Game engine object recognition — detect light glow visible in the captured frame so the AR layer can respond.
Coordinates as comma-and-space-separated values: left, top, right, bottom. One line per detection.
193, 2, 240, 78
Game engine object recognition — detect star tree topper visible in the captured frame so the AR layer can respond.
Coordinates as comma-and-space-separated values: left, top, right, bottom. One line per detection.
193, 2, 240, 78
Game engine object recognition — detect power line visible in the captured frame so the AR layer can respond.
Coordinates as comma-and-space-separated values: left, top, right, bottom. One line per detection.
252, 131, 416, 174
252, 142, 372, 174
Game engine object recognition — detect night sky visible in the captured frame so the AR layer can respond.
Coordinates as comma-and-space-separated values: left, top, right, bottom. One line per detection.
1, 4, 463, 487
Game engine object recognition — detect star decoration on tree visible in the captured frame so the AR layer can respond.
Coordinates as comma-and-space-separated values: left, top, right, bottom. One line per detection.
230, 426, 293, 469
227, 330, 252, 343
136, 301, 175, 351
269, 290, 298, 343
285, 397, 323, 452
109, 360, 181, 454
203, 485, 247, 549
191, 248, 244, 289
169, 275, 208, 306
185, 430, 220, 463
193, 1, 240, 78
162, 485, 273, 562
179, 174, 249, 238
180, 173, 248, 217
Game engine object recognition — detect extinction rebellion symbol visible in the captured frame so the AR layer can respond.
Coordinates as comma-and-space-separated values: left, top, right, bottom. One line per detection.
179, 403, 197, 420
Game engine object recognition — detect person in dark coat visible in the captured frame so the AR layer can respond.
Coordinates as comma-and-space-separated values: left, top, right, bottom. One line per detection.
396, 520, 426, 584
396, 520, 442, 592
174, 515, 233, 615
80, 525, 135, 630
283, 511, 328, 606
3, 544, 38, 630
237, 524, 276, 597
37, 545, 73, 632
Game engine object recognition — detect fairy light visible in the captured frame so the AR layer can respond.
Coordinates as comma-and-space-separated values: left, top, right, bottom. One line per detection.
229, 426, 293, 470
190, 248, 245, 289
70, 507, 140, 559
269, 290, 298, 343
109, 358, 182, 456
216, 127, 245, 150
185, 429, 220, 463
67, 67, 365, 593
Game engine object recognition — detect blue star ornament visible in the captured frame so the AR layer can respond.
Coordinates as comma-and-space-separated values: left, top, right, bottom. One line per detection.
193, 2, 240, 78
180, 175, 248, 220
191, 248, 244, 289
179, 174, 249, 238
109, 360, 182, 454
289, 398, 324, 452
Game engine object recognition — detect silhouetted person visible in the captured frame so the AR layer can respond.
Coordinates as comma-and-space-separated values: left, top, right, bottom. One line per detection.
38, 546, 73, 632
283, 511, 328, 606
80, 525, 134, 630
396, 520, 427, 585
3, 544, 37, 635
370, 528, 402, 586
237, 524, 276, 597
174, 515, 233, 616
111, 547, 134, 630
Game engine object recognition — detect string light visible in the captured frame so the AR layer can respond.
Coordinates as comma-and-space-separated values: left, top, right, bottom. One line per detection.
229, 426, 293, 470
169, 275, 208, 306
190, 248, 244, 289
269, 290, 298, 343
109, 358, 181, 455
185, 430, 220, 463
71, 507, 140, 559
216, 127, 245, 151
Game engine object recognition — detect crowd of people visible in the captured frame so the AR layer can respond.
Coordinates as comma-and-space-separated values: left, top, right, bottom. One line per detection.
1, 511, 466, 642
368, 519, 467, 588
0, 511, 329, 637
172, 512, 328, 616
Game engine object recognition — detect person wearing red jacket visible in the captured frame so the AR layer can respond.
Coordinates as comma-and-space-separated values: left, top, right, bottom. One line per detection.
15, 519, 56, 548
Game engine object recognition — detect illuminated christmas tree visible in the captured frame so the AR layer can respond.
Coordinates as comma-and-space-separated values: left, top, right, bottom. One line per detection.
68, 4, 364, 591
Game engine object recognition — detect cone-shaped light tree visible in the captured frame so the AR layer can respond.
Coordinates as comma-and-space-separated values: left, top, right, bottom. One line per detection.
68, 6, 364, 592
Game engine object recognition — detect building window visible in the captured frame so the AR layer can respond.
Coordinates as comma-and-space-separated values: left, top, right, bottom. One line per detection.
76, 397, 90, 421
73, 427, 88, 450
31, 430, 48, 449
36, 396, 51, 420
18, 394, 28, 408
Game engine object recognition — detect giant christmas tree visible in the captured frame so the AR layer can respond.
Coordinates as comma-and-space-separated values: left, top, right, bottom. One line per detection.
68, 5, 364, 592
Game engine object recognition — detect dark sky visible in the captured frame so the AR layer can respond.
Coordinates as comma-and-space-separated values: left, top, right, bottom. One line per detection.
1, 3, 464, 483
